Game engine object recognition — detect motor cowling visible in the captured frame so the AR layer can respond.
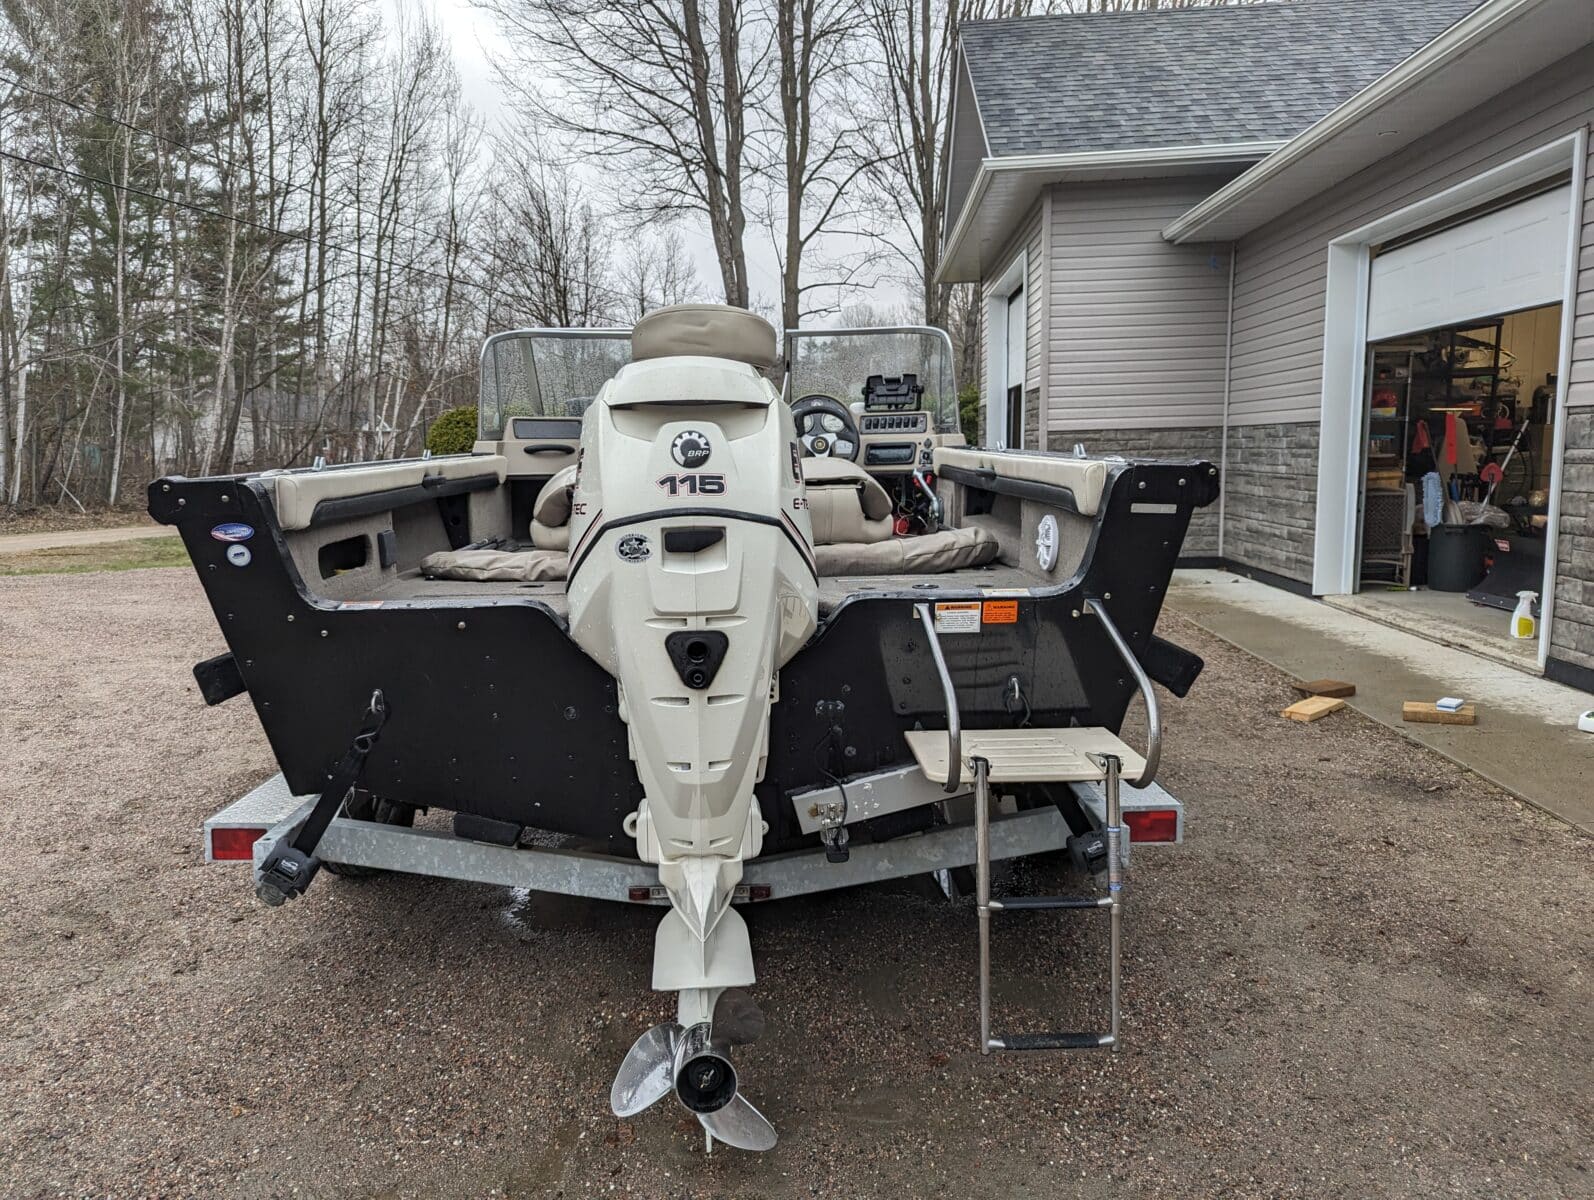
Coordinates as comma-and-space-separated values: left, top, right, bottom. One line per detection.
568, 354, 817, 849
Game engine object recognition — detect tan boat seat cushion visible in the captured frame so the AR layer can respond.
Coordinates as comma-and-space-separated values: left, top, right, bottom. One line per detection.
801, 458, 893, 545
814, 525, 998, 576
420, 548, 568, 583
530, 464, 578, 550
631, 304, 780, 369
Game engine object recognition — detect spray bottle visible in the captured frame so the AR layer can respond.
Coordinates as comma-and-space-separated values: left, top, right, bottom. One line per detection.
1511, 590, 1538, 640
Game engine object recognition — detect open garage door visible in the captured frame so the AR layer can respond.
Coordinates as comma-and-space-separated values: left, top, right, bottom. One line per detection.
1367, 186, 1572, 342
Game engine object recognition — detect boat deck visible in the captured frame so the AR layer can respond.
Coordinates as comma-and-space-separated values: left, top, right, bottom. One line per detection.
358, 562, 1041, 620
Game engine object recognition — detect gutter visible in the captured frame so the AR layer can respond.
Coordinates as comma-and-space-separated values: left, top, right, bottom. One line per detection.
1162, 0, 1546, 244
936, 140, 1285, 286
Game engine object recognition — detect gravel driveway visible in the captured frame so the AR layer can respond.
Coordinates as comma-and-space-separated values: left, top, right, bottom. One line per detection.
2, 568, 1589, 1198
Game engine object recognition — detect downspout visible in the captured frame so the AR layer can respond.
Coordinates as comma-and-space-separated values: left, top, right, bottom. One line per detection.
1216, 243, 1237, 559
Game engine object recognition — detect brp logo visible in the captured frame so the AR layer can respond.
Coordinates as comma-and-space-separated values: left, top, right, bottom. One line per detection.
671, 430, 712, 469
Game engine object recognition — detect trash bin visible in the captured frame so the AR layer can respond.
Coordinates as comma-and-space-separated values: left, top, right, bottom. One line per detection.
1427, 524, 1487, 592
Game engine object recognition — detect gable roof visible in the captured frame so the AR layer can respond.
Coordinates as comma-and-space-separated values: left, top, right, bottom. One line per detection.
960, 0, 1488, 159
1164, 0, 1594, 243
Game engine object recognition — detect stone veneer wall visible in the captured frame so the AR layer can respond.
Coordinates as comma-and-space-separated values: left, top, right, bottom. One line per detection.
1024, 388, 1041, 450
1219, 422, 1320, 585
1046, 426, 1223, 556
1549, 407, 1594, 683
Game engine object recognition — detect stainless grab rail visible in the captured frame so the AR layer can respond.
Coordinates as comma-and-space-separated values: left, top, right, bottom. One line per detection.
914, 603, 962, 793
1083, 598, 1160, 788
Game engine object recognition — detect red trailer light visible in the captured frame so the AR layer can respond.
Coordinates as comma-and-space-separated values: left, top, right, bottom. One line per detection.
1124, 808, 1178, 843
210, 827, 265, 861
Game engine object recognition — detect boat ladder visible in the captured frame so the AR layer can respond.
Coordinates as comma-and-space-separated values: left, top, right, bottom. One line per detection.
907, 599, 1162, 1054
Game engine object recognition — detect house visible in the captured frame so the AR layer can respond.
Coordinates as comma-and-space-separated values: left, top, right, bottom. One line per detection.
940, 0, 1594, 693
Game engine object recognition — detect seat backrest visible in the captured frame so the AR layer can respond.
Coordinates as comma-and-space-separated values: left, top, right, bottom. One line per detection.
631, 303, 780, 369
533, 464, 577, 527
801, 457, 893, 545
530, 463, 578, 549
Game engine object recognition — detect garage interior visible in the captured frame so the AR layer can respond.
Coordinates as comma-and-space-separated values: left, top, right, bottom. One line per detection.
1311, 177, 1573, 672
1346, 301, 1561, 667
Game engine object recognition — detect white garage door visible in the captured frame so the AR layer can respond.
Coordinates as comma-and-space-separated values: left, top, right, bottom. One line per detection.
1366, 186, 1570, 342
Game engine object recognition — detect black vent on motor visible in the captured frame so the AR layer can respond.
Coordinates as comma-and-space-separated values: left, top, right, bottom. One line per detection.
665, 631, 729, 690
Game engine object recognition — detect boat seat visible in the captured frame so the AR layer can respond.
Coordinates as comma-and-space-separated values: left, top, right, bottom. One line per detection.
631, 303, 780, 369
801, 458, 893, 545
530, 464, 577, 550
814, 524, 998, 576
420, 547, 568, 582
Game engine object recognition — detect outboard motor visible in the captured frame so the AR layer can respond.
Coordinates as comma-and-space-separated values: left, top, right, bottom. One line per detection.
565, 305, 816, 1149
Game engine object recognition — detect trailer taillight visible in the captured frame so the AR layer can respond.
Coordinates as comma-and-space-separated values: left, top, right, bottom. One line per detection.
1124, 808, 1178, 843
210, 827, 265, 861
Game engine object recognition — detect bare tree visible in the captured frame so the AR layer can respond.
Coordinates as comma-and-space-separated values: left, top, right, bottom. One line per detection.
483, 137, 616, 328
767, 0, 888, 331
616, 227, 703, 320
479, 0, 763, 307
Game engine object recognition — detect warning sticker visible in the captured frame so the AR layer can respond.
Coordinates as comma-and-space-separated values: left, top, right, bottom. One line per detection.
982, 600, 1019, 624
932, 601, 982, 634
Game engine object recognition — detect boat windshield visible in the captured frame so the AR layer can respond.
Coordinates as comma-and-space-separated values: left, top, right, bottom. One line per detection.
785, 327, 958, 434
478, 330, 630, 440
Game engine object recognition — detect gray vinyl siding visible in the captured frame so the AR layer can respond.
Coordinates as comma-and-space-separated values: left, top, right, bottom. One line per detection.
1046, 177, 1238, 433
1573, 131, 1594, 408
1026, 214, 1043, 428
1228, 43, 1594, 426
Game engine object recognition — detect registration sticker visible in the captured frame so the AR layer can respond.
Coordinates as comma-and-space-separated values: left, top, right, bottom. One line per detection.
932, 601, 982, 634
982, 600, 1018, 624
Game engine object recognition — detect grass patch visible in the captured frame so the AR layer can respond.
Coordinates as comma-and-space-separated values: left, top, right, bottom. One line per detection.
0, 536, 191, 576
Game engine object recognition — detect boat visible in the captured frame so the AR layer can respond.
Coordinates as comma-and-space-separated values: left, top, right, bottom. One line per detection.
153, 304, 1218, 1151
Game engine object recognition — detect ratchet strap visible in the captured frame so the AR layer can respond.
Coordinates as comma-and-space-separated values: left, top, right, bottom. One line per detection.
256, 689, 388, 907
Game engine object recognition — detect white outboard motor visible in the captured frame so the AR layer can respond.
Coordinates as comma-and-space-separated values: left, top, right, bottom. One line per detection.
565, 305, 816, 1149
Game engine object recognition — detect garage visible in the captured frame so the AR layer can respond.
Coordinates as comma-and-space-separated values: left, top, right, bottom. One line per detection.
1346, 184, 1572, 667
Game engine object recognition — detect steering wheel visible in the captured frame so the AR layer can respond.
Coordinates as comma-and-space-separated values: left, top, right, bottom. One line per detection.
791, 394, 861, 462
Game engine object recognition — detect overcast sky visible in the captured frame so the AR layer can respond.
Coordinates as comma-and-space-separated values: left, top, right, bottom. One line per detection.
386, 0, 907, 326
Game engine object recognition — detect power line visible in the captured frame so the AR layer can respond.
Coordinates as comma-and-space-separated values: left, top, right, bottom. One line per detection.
0, 145, 496, 302
0, 72, 503, 281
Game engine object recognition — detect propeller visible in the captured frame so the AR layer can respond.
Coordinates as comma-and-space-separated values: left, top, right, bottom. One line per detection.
608, 990, 775, 1151
610, 1023, 676, 1118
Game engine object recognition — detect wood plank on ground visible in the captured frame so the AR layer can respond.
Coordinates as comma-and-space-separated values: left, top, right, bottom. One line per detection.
1293, 678, 1356, 698
1281, 695, 1347, 723
1402, 702, 1478, 726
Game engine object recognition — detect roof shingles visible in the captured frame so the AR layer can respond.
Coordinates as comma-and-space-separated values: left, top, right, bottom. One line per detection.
960, 0, 1489, 158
